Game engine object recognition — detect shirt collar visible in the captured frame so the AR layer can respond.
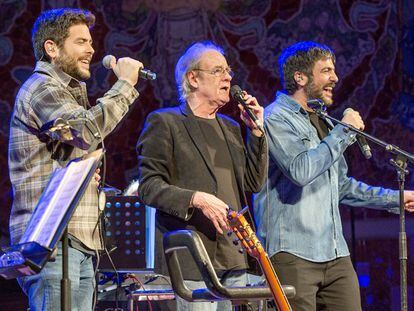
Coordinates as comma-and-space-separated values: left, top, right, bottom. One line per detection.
179, 102, 195, 116
34, 61, 82, 88
276, 91, 308, 115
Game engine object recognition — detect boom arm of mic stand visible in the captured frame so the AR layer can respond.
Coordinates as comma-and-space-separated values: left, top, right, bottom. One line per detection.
311, 108, 414, 164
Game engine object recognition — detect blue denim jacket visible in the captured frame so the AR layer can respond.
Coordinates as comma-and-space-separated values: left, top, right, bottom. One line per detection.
253, 92, 399, 262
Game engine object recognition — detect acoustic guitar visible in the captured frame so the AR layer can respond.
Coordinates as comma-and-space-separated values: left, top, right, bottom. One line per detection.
227, 207, 292, 311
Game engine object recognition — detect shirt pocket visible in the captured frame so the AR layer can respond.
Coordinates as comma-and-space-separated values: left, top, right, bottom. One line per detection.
300, 133, 319, 149
300, 135, 312, 148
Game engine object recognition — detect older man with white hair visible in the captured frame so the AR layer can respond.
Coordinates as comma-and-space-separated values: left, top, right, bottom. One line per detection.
136, 41, 267, 310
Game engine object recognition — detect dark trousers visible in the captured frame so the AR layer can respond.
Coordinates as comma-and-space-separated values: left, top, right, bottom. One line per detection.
270, 253, 361, 311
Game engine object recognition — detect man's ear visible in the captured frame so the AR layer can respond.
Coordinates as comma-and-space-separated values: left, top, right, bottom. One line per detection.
187, 70, 199, 89
44, 40, 58, 60
294, 71, 308, 86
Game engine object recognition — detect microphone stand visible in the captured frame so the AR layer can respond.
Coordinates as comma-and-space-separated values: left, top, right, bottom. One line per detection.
41, 118, 102, 311
311, 102, 414, 311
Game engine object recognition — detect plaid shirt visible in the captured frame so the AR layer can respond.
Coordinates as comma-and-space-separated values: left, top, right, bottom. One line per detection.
8, 61, 139, 250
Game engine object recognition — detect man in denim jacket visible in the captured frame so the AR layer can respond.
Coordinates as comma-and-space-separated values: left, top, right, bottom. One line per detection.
253, 41, 414, 310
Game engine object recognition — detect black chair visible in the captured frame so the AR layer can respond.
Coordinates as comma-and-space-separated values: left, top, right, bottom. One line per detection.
163, 230, 295, 302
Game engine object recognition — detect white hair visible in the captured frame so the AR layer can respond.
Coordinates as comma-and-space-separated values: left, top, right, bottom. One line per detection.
175, 41, 224, 104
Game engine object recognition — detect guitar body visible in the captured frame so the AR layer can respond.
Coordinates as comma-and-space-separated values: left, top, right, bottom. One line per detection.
227, 209, 292, 311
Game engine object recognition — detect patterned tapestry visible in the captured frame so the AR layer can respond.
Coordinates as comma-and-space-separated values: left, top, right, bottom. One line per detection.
0, 0, 413, 309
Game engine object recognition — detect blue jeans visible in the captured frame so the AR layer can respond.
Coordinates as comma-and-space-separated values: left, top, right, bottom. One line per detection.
176, 269, 247, 311
19, 244, 95, 311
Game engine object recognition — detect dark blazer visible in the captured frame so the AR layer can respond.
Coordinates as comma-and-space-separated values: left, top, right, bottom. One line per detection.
137, 103, 267, 280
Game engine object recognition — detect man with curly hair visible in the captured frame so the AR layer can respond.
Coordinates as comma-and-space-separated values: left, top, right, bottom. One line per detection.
253, 41, 414, 310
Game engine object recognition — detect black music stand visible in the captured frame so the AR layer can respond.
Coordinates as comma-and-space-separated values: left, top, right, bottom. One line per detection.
0, 149, 103, 311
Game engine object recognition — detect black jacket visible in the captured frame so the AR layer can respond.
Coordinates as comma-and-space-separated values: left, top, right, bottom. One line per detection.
137, 103, 267, 280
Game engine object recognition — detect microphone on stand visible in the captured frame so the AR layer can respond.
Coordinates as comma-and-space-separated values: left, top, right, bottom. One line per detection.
40, 118, 76, 142
343, 108, 372, 159
40, 118, 101, 153
307, 100, 372, 160
102, 55, 157, 80
307, 99, 326, 112
230, 85, 263, 132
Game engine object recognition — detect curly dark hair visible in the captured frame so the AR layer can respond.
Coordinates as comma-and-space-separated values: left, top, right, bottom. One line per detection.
32, 8, 95, 61
278, 41, 335, 95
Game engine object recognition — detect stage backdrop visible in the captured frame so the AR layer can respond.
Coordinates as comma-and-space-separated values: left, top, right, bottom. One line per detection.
0, 0, 414, 310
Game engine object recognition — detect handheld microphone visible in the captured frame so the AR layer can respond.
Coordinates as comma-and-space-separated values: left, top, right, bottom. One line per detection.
230, 85, 263, 131
343, 108, 372, 159
102, 55, 157, 80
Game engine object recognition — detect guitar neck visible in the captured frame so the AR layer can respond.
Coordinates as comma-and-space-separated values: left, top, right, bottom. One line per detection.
257, 252, 292, 311
227, 209, 291, 311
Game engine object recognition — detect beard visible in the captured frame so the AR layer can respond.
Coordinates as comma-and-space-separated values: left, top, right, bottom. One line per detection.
54, 49, 90, 81
304, 77, 334, 107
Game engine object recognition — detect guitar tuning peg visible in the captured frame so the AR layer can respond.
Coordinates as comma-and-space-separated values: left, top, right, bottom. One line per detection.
227, 231, 233, 237
232, 239, 239, 246
238, 248, 244, 254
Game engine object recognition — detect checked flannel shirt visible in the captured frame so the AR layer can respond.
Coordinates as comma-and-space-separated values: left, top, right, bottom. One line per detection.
8, 61, 139, 250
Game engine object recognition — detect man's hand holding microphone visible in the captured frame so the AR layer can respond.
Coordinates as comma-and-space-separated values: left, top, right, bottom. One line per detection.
102, 55, 156, 87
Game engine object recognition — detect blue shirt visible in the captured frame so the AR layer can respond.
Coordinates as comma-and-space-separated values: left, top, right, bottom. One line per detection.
253, 92, 399, 262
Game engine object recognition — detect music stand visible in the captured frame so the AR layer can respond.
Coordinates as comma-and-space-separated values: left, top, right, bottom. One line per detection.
0, 149, 103, 310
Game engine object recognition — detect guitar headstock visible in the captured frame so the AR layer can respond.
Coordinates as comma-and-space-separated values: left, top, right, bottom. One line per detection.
227, 209, 264, 259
